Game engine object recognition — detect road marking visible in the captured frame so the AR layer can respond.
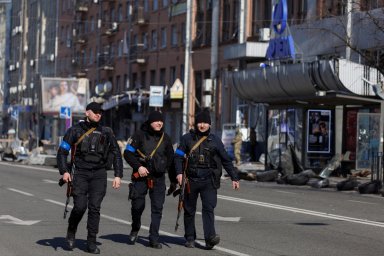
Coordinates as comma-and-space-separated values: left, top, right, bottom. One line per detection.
44, 199, 250, 256
7, 188, 34, 196
348, 200, 377, 205
275, 190, 298, 194
0, 215, 40, 225
42, 179, 58, 184
196, 211, 241, 222
218, 195, 384, 228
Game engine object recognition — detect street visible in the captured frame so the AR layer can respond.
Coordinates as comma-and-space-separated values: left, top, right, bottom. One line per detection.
1, 162, 384, 256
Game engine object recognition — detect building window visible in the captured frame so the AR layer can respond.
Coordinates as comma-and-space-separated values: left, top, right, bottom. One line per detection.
170, 66, 176, 84
89, 48, 93, 64
171, 24, 178, 46
142, 32, 148, 49
181, 22, 185, 45
141, 71, 146, 89
90, 16, 95, 32
116, 76, 121, 92
144, 0, 149, 12
160, 68, 166, 86
162, 0, 168, 8
153, 0, 158, 11
118, 4, 123, 21
150, 70, 156, 85
151, 30, 157, 49
180, 64, 184, 83
161, 27, 167, 48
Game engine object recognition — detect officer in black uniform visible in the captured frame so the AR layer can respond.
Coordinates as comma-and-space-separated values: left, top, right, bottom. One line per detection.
124, 110, 175, 249
174, 110, 240, 249
57, 102, 123, 254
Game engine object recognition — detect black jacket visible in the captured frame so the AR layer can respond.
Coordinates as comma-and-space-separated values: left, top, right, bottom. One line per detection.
57, 120, 124, 178
175, 129, 239, 182
123, 121, 176, 182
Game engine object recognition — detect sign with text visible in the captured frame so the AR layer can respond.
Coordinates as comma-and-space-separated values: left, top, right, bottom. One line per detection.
149, 86, 164, 107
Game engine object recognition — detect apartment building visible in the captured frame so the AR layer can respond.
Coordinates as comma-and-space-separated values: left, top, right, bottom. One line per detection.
56, 0, 249, 142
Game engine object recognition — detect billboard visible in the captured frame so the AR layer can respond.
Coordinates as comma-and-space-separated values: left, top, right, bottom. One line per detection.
41, 77, 88, 114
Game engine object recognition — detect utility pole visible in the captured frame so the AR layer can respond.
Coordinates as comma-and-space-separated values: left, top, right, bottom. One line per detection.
182, 0, 192, 134
210, 0, 219, 131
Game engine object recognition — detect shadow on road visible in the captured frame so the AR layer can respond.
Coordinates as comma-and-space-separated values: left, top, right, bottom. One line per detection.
36, 236, 98, 252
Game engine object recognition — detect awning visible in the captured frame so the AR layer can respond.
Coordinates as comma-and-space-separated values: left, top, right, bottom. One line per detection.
226, 59, 383, 106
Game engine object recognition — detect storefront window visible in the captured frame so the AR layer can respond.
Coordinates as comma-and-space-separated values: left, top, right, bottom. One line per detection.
356, 113, 380, 169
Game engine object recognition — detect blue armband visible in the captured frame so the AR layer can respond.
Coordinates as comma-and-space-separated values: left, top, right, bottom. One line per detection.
59, 141, 71, 151
125, 144, 136, 153
175, 149, 185, 157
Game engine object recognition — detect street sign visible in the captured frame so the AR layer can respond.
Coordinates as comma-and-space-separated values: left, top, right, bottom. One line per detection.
170, 78, 183, 99
149, 86, 164, 107
60, 106, 71, 119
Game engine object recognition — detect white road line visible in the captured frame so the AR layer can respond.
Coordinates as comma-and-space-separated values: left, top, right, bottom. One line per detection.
0, 162, 57, 173
43, 179, 58, 184
348, 200, 377, 205
275, 190, 298, 194
7, 188, 34, 196
44, 199, 250, 256
218, 195, 384, 228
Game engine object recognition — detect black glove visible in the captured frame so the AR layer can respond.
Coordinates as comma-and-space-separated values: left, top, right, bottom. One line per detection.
167, 182, 177, 196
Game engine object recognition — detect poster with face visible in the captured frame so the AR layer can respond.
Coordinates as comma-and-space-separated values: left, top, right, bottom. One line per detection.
41, 77, 88, 114
307, 110, 331, 153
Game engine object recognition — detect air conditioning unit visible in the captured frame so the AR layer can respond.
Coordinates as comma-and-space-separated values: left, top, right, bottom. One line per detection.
9, 64, 15, 71
259, 28, 270, 42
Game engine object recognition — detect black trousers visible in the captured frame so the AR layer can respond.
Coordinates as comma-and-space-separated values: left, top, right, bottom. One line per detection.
68, 168, 107, 237
130, 175, 166, 242
184, 178, 217, 241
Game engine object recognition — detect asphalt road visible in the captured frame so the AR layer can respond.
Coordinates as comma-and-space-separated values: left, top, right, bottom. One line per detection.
1, 162, 384, 256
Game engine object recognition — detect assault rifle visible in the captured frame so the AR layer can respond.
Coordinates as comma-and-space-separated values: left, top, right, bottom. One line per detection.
58, 177, 73, 219
174, 158, 189, 231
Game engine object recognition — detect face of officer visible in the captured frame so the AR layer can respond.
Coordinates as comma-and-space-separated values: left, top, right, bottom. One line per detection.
86, 109, 102, 123
197, 122, 210, 133
150, 120, 163, 131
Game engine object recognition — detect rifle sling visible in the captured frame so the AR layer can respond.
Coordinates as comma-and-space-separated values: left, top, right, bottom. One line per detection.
136, 132, 165, 159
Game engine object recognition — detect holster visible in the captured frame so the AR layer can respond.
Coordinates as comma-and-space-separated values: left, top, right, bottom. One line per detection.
147, 177, 154, 190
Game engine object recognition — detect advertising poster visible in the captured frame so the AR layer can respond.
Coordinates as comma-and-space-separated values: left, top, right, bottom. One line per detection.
41, 77, 88, 114
307, 110, 331, 153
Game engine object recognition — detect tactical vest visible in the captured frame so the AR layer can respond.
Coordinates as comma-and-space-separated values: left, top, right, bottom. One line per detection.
79, 130, 109, 163
188, 139, 217, 170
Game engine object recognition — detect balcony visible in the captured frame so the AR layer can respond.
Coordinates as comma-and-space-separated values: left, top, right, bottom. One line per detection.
98, 54, 115, 71
74, 36, 87, 45
133, 6, 149, 26
75, 1, 89, 12
103, 22, 119, 37
130, 44, 147, 64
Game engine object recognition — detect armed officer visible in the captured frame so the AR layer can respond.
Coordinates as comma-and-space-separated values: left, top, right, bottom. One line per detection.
57, 102, 123, 254
124, 110, 176, 249
174, 110, 240, 249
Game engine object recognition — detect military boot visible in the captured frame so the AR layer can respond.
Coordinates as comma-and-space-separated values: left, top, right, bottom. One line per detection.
86, 234, 100, 254
205, 234, 220, 250
65, 227, 76, 250
128, 231, 138, 245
